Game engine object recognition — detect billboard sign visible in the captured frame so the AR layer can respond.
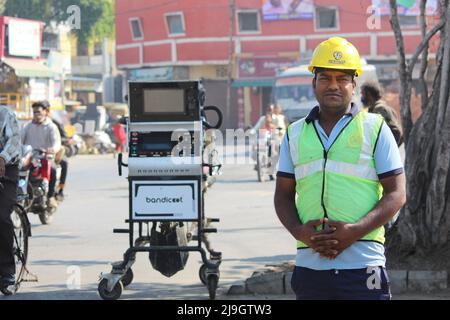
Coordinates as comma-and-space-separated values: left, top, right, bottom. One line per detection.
262, 0, 314, 21
8, 18, 41, 58
372, 0, 438, 16
238, 57, 297, 78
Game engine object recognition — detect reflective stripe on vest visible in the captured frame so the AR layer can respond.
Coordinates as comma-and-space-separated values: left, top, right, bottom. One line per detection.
287, 111, 385, 249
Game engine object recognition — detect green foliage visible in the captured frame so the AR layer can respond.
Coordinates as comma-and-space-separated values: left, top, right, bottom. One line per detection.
59, 0, 115, 44
0, 0, 6, 14
4, 0, 54, 21
3, 0, 114, 45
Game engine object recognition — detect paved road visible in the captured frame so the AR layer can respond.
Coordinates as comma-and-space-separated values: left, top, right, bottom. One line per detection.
3, 143, 419, 300
4, 147, 294, 300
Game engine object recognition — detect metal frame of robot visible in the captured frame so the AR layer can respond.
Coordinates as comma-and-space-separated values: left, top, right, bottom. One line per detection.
98, 81, 222, 300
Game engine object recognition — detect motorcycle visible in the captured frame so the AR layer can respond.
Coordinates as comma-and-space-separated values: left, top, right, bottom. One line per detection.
62, 133, 86, 157
254, 127, 283, 182
18, 146, 60, 225
62, 137, 76, 158
72, 134, 85, 155
93, 131, 116, 154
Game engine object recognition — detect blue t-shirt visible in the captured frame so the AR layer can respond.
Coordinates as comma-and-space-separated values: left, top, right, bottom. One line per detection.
277, 106, 403, 270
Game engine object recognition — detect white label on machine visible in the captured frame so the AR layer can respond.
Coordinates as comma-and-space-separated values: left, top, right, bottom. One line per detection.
131, 180, 199, 220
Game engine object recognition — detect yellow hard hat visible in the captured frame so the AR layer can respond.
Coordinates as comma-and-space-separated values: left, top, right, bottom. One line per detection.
308, 37, 362, 76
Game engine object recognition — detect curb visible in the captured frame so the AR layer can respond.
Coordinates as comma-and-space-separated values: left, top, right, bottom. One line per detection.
227, 269, 448, 296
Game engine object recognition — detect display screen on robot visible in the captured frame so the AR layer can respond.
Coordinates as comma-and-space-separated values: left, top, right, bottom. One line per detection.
143, 89, 185, 114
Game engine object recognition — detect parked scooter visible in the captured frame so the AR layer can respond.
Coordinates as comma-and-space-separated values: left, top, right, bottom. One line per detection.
18, 146, 60, 225
72, 133, 85, 155
62, 137, 76, 158
62, 133, 85, 157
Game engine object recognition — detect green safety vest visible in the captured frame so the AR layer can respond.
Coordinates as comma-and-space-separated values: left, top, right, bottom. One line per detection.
287, 110, 385, 249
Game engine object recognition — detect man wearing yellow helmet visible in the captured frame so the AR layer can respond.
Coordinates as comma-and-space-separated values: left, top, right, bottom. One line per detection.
274, 37, 406, 299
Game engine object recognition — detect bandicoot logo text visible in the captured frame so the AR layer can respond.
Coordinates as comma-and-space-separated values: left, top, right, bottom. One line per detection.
146, 196, 183, 204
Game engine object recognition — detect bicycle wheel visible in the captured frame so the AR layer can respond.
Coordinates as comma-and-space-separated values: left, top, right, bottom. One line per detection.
10, 204, 29, 283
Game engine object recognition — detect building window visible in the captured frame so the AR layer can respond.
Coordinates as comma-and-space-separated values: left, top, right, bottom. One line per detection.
77, 42, 88, 56
315, 7, 339, 30
42, 32, 59, 51
399, 15, 418, 27
216, 66, 228, 78
165, 12, 185, 36
237, 10, 260, 33
129, 18, 144, 40
94, 42, 103, 55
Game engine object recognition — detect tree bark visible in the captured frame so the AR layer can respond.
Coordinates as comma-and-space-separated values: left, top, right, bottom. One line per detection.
387, 1, 450, 255
389, 0, 413, 144
419, 0, 429, 110
225, 0, 235, 129
426, 3, 450, 246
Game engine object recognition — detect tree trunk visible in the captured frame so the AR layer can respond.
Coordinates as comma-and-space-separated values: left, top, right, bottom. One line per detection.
426, 3, 450, 246
387, 1, 450, 257
419, 0, 429, 110
389, 0, 413, 143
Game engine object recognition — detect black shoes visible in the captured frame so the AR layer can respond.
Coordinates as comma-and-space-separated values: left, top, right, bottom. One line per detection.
0, 274, 16, 287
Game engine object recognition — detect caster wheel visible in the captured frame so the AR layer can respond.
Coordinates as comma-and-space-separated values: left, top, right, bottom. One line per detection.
207, 274, 219, 300
199, 264, 207, 285
98, 278, 123, 300
121, 269, 134, 287
0, 284, 17, 296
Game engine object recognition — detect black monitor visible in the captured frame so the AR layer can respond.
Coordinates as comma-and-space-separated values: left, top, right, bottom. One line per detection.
129, 81, 201, 122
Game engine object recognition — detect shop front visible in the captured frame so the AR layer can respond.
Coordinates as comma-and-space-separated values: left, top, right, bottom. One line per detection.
0, 57, 57, 120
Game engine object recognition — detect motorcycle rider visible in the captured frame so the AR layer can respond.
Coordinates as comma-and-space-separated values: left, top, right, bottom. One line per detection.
268, 103, 289, 135
266, 104, 288, 180
0, 104, 21, 287
21, 101, 61, 209
112, 115, 126, 154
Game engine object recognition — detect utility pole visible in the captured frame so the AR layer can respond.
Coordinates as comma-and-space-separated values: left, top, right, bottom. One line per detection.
225, 0, 235, 129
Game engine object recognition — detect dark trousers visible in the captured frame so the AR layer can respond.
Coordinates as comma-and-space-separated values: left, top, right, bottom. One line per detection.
48, 165, 57, 197
291, 266, 392, 300
59, 158, 68, 186
0, 165, 18, 276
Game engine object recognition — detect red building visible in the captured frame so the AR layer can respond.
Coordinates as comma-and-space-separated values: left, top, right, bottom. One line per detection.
115, 0, 439, 128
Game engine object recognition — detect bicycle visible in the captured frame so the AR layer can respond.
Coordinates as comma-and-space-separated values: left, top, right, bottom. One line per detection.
0, 176, 34, 296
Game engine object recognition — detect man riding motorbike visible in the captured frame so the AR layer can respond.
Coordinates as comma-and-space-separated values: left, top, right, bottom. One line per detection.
266, 104, 288, 180
21, 101, 62, 209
